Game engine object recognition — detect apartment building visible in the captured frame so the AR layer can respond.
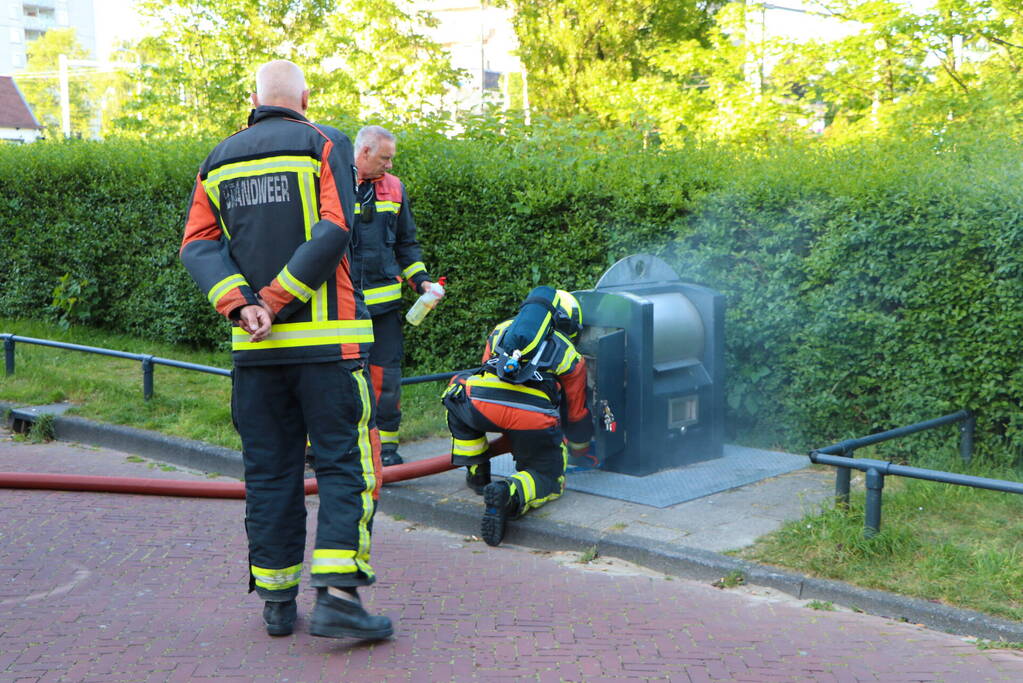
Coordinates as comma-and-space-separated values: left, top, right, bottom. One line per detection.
1, 0, 96, 74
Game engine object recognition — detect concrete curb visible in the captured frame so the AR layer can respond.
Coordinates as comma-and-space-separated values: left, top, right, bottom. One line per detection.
3, 401, 1022, 642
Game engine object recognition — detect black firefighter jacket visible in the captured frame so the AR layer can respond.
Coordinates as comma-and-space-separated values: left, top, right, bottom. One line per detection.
352, 172, 432, 317
180, 105, 372, 367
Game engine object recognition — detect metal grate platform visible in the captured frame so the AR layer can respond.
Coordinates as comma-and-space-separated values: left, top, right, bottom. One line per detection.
490, 444, 810, 508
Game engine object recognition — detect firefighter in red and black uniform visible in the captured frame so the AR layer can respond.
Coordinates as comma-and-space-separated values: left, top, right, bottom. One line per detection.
180, 60, 391, 641
443, 286, 593, 546
351, 125, 442, 467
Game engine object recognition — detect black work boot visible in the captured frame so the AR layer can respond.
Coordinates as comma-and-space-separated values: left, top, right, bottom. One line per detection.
309, 588, 394, 640
481, 480, 519, 547
381, 446, 404, 467
465, 461, 491, 495
262, 599, 297, 636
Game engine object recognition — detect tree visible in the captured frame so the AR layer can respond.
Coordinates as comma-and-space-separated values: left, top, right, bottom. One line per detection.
113, 0, 464, 139
501, 0, 721, 125
15, 29, 96, 139
769, 0, 1023, 142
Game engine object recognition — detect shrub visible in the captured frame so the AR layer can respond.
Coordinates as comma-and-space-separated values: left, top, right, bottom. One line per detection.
2, 129, 1022, 464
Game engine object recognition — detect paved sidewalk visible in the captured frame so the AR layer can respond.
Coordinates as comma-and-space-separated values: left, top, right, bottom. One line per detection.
3, 433, 1023, 681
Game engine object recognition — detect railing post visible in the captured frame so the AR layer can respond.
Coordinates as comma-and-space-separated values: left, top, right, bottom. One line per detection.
835, 448, 853, 509
959, 413, 975, 464
3, 335, 13, 376
142, 356, 154, 401
864, 467, 885, 538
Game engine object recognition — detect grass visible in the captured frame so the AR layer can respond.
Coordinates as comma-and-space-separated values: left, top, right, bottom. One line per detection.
0, 317, 450, 451
737, 467, 1023, 622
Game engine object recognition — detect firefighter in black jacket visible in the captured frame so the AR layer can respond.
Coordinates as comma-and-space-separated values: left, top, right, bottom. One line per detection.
351, 125, 442, 467
443, 287, 593, 546
180, 60, 391, 641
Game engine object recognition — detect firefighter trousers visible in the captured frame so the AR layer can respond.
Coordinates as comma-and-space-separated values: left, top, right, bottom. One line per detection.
232, 360, 379, 601
444, 393, 567, 516
368, 310, 403, 453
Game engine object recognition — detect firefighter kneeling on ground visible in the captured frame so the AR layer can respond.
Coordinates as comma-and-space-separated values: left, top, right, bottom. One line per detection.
442, 286, 594, 546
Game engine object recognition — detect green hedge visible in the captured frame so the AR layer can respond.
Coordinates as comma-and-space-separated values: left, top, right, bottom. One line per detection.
2, 131, 1022, 463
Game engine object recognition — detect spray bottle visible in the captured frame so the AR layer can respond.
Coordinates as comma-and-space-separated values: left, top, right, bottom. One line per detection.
405, 276, 446, 326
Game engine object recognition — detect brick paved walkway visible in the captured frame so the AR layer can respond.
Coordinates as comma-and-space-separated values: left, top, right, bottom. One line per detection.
2, 434, 1022, 682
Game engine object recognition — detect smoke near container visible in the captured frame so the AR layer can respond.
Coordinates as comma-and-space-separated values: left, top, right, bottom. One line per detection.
574, 254, 726, 476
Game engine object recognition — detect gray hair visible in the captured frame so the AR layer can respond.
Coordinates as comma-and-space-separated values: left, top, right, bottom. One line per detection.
355, 125, 396, 155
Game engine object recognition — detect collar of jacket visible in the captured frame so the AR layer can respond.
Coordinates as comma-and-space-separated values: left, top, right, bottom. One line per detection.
247, 105, 308, 127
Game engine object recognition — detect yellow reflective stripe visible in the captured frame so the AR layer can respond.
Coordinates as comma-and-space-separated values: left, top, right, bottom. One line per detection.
363, 283, 401, 305
205, 156, 321, 185
294, 170, 329, 323
353, 368, 376, 577
379, 430, 399, 445
453, 436, 489, 457
232, 320, 374, 350
553, 336, 581, 375
568, 440, 589, 450
202, 156, 320, 241
402, 262, 426, 279
354, 200, 400, 215
207, 273, 248, 306
297, 164, 317, 239
512, 471, 537, 503
206, 183, 222, 211
277, 265, 314, 302
519, 313, 554, 356
467, 375, 550, 400
251, 563, 302, 590
312, 282, 327, 322
311, 548, 358, 574
487, 320, 512, 350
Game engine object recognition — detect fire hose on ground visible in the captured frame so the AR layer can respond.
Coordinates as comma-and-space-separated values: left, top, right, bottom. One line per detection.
0, 436, 512, 499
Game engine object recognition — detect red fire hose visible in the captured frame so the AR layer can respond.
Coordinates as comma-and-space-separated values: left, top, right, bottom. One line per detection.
0, 435, 512, 498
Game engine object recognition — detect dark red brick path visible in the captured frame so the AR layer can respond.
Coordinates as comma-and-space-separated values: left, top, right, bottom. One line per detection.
2, 435, 1023, 682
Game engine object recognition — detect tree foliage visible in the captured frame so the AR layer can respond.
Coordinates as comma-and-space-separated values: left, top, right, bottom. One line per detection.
115, 0, 464, 139
501, 0, 721, 126
499, 0, 1023, 145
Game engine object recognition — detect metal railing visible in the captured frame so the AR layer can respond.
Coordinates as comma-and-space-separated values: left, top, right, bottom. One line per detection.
2, 333, 466, 400
808, 410, 1023, 537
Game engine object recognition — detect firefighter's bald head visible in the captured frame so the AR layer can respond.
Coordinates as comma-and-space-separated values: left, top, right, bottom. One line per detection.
252, 60, 309, 114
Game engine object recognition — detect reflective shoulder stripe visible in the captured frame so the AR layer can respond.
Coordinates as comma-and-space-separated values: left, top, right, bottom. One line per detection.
402, 262, 426, 279
208, 273, 248, 306
552, 335, 581, 375
375, 200, 401, 213
232, 319, 374, 350
205, 156, 322, 186
488, 319, 513, 350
